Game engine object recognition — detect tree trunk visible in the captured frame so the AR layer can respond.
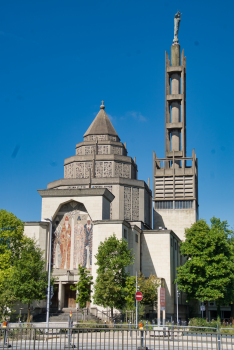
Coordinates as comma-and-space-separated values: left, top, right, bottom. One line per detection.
205, 302, 209, 321
217, 304, 221, 321
27, 303, 31, 323
231, 303, 234, 322
111, 307, 113, 321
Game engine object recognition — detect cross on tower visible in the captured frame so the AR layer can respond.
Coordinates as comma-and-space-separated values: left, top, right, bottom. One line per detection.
101, 100, 104, 105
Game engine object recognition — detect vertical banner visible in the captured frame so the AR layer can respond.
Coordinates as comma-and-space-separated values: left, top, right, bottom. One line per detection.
160, 287, 165, 310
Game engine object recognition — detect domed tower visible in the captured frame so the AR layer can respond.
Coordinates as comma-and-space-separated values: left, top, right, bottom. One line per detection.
47, 101, 152, 228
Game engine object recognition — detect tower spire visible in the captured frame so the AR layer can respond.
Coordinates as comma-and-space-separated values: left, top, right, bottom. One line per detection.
165, 18, 186, 169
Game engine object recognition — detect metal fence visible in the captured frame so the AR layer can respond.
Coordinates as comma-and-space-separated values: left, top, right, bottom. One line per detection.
1, 324, 234, 350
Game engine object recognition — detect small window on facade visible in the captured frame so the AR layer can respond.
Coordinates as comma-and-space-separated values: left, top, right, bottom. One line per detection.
135, 234, 138, 243
175, 242, 177, 250
124, 229, 127, 239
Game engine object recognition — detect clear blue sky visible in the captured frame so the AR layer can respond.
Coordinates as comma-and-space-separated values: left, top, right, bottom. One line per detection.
0, 0, 233, 229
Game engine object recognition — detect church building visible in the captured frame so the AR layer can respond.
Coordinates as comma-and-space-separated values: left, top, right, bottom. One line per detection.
23, 15, 198, 321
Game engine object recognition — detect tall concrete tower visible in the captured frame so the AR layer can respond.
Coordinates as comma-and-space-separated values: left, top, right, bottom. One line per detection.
153, 13, 198, 241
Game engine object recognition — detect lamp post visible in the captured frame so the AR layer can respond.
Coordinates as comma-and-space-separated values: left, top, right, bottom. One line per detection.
176, 283, 180, 325
44, 217, 53, 332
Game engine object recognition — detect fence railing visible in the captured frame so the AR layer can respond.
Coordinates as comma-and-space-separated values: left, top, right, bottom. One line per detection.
1, 324, 233, 349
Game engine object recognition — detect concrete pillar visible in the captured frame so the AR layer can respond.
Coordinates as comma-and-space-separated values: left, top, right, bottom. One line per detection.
171, 44, 180, 66
58, 282, 64, 310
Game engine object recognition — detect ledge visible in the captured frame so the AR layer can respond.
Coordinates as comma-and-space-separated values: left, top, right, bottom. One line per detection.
37, 188, 115, 202
166, 94, 183, 101
166, 122, 183, 129
166, 151, 183, 157
166, 66, 182, 73
64, 153, 136, 165
46, 177, 152, 195
24, 221, 49, 226
142, 229, 181, 242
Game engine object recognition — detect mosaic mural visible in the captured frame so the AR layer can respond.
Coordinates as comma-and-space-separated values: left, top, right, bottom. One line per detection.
52, 201, 93, 271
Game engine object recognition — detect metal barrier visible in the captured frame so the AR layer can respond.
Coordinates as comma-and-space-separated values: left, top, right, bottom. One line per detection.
1, 324, 234, 349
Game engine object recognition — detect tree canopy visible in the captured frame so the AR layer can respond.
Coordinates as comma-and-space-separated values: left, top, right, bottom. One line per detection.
0, 209, 49, 321
93, 234, 134, 318
71, 265, 93, 308
9, 237, 48, 322
175, 217, 234, 317
124, 273, 160, 311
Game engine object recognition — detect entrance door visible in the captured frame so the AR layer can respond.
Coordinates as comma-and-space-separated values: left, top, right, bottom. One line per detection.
64, 284, 76, 308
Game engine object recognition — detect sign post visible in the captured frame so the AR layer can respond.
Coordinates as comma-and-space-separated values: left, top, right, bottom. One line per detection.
135, 272, 138, 329
135, 272, 143, 329
160, 287, 166, 326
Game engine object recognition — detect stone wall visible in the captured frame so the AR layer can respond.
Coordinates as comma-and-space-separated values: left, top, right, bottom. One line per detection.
64, 161, 133, 179
124, 186, 139, 221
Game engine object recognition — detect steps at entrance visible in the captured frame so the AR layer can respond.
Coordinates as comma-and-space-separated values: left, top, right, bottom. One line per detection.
33, 309, 101, 323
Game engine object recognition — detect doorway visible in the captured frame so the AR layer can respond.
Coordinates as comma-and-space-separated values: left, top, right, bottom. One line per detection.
64, 284, 76, 308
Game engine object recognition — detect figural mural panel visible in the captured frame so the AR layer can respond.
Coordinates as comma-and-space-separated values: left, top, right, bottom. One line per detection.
52, 201, 93, 272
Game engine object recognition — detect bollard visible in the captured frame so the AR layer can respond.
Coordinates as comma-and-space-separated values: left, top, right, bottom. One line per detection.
217, 324, 221, 350
146, 320, 148, 335
121, 320, 122, 333
130, 322, 132, 337
141, 330, 144, 348
2, 321, 9, 348
171, 321, 174, 341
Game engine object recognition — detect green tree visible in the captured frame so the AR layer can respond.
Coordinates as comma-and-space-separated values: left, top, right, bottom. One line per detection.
138, 273, 160, 307
0, 209, 24, 320
124, 276, 136, 310
175, 217, 234, 318
9, 237, 49, 322
93, 234, 134, 319
124, 274, 160, 312
71, 265, 93, 308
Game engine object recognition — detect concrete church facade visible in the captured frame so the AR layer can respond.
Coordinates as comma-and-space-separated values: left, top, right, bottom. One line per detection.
23, 25, 198, 321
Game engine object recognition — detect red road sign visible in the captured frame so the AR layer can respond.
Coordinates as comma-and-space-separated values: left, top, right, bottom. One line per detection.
135, 291, 143, 301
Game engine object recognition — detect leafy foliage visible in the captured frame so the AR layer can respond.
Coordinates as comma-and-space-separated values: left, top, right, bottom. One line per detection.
175, 217, 234, 308
138, 273, 160, 306
93, 234, 134, 317
9, 237, 48, 322
124, 274, 160, 311
124, 276, 136, 310
0, 209, 24, 320
71, 265, 93, 308
0, 209, 49, 322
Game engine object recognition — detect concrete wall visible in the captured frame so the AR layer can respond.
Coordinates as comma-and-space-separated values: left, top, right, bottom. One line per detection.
24, 222, 49, 261
91, 221, 139, 308
141, 230, 180, 316
153, 207, 197, 241
41, 195, 110, 222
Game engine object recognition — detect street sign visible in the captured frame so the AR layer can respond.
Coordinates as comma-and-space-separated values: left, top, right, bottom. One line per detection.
160, 287, 165, 311
200, 305, 205, 311
135, 291, 143, 301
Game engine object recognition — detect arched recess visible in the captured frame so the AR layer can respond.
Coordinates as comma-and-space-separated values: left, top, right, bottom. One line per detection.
52, 199, 93, 272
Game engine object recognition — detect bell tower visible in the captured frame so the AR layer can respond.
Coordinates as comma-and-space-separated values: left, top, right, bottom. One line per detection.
153, 12, 198, 241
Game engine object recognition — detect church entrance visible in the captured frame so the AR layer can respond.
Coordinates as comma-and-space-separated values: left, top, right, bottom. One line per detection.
64, 284, 76, 308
